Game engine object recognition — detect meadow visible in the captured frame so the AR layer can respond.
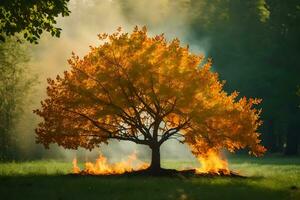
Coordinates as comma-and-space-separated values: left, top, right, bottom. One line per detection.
0, 156, 299, 200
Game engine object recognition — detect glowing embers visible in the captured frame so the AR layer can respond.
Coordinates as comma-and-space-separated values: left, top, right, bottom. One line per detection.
73, 152, 149, 175
196, 150, 230, 175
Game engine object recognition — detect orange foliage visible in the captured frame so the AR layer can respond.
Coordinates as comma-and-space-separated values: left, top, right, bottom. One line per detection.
34, 26, 266, 163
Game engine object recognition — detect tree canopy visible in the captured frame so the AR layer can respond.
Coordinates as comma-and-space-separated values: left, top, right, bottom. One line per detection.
34, 27, 266, 170
0, 0, 70, 43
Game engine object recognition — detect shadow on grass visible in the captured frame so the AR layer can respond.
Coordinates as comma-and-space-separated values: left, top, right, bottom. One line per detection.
0, 174, 292, 200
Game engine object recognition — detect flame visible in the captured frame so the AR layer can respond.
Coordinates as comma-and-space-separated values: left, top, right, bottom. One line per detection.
72, 158, 81, 174
196, 149, 230, 175
72, 152, 149, 175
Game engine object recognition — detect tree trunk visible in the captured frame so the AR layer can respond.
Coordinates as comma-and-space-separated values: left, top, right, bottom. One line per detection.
285, 104, 300, 155
285, 121, 299, 155
266, 118, 278, 153
149, 144, 161, 172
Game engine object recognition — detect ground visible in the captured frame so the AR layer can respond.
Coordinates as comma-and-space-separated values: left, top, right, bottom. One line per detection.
0, 155, 300, 200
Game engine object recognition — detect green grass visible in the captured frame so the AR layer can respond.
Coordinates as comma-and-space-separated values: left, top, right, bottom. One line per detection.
0, 156, 300, 200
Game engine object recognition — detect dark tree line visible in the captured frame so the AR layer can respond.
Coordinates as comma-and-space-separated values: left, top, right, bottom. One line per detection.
187, 0, 300, 155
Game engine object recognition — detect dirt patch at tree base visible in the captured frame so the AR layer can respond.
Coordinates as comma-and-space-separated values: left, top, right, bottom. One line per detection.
69, 168, 246, 178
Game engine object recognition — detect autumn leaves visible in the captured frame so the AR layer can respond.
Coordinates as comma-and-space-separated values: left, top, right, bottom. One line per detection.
34, 27, 265, 169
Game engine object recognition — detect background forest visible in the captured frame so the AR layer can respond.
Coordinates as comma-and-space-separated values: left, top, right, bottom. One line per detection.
0, 0, 300, 161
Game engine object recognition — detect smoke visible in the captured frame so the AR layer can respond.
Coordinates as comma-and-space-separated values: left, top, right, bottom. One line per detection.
17, 0, 206, 163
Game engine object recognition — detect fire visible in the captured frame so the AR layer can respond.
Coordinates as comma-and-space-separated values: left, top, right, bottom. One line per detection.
72, 152, 149, 175
72, 158, 81, 174
196, 149, 230, 175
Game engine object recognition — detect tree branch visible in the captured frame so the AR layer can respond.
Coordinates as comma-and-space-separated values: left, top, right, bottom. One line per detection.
158, 119, 191, 145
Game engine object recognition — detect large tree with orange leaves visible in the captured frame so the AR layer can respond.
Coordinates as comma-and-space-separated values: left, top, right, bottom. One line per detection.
34, 27, 266, 171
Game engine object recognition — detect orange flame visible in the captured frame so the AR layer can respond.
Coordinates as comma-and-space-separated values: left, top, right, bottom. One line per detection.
73, 152, 149, 175
72, 158, 81, 174
196, 149, 230, 175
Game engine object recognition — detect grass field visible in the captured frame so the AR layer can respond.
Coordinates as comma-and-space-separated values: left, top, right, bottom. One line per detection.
0, 156, 300, 200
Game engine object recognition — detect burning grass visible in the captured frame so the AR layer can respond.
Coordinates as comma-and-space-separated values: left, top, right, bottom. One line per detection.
72, 150, 242, 177
72, 152, 149, 175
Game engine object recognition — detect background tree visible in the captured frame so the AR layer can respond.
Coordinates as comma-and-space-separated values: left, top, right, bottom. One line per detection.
34, 27, 265, 172
265, 0, 300, 155
0, 0, 70, 43
0, 38, 35, 160
187, 0, 300, 155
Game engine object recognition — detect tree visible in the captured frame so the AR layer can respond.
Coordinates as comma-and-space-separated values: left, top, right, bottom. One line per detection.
0, 0, 70, 43
0, 38, 35, 160
34, 27, 266, 172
